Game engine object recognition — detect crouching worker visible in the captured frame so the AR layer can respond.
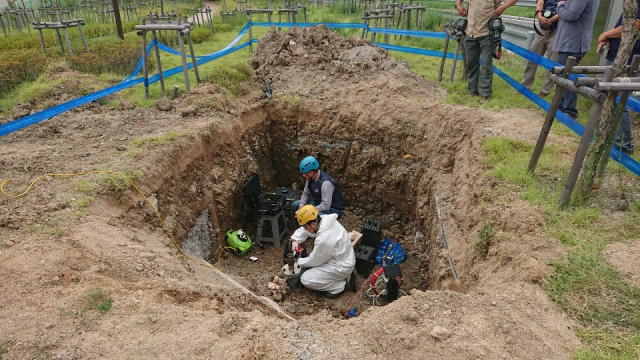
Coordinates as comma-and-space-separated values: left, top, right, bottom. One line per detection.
291, 205, 356, 299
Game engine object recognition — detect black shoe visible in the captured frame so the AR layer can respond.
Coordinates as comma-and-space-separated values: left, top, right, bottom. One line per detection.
480, 96, 489, 104
614, 145, 634, 156
349, 273, 357, 292
323, 291, 342, 299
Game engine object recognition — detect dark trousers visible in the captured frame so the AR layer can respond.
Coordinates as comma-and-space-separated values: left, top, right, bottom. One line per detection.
464, 35, 495, 97
605, 60, 634, 152
557, 51, 585, 118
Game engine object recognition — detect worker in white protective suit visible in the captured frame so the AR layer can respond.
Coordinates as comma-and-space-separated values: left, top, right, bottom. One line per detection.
291, 205, 356, 298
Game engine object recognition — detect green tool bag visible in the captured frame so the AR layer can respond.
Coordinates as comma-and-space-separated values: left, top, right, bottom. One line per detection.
225, 229, 253, 256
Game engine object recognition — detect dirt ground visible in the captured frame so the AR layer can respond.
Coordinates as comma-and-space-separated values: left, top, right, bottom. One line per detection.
0, 24, 638, 359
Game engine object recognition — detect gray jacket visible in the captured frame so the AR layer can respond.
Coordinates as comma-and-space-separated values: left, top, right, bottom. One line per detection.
552, 0, 601, 53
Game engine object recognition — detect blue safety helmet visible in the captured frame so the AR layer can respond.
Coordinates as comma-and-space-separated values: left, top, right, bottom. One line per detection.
299, 156, 319, 173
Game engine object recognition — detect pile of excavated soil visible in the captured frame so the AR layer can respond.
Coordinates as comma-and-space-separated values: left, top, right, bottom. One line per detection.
253, 25, 444, 101
0, 25, 594, 359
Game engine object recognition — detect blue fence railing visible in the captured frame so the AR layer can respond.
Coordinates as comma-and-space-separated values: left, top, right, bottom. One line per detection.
0, 21, 637, 177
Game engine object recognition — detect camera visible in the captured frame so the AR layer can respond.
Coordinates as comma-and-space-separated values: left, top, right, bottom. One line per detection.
488, 18, 505, 59
540, 10, 557, 31
488, 17, 504, 41
598, 43, 607, 55
452, 18, 468, 39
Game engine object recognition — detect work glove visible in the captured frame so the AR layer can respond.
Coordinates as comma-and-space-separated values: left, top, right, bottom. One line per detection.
291, 240, 299, 252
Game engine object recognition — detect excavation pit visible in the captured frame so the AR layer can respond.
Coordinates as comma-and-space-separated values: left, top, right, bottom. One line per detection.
0, 23, 587, 358
168, 102, 466, 318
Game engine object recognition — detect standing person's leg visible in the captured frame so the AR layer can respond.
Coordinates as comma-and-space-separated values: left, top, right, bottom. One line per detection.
464, 36, 481, 95
605, 60, 635, 154
478, 35, 495, 98
539, 32, 558, 95
558, 51, 584, 118
615, 108, 634, 154
521, 33, 546, 89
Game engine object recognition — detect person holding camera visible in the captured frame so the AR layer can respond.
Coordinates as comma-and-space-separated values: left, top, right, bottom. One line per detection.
552, 0, 600, 119
455, 0, 519, 103
521, 0, 560, 98
595, 2, 640, 155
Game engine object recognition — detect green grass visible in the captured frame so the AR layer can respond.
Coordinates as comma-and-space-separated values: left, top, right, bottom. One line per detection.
0, 343, 6, 359
423, 2, 535, 18
84, 288, 113, 315
130, 131, 184, 147
482, 137, 567, 205
26, 215, 66, 238
274, 95, 301, 107
474, 222, 495, 255
96, 170, 139, 194
574, 328, 640, 359
70, 171, 140, 207
480, 136, 640, 358
201, 61, 253, 98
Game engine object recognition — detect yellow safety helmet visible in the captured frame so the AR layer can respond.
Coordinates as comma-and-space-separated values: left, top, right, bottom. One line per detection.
296, 204, 318, 226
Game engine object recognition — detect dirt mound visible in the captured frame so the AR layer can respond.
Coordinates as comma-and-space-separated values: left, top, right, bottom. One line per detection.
253, 25, 439, 100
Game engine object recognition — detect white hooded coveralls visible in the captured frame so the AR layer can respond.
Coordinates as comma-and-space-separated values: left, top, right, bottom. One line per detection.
291, 213, 356, 295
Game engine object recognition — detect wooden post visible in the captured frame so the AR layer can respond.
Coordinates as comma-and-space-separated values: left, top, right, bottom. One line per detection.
141, 19, 149, 99
558, 67, 613, 209
396, 8, 403, 39
16, 12, 23, 32
438, 31, 450, 82
186, 30, 200, 83
55, 28, 65, 52
62, 24, 73, 56
248, 12, 253, 53
384, 16, 389, 44
528, 56, 577, 173
450, 40, 461, 82
35, 19, 47, 56
362, 14, 368, 39
588, 56, 640, 190
208, 7, 215, 35
371, 16, 377, 42
184, 16, 200, 84
176, 21, 191, 92
0, 15, 6, 36
78, 21, 89, 52
151, 29, 165, 92
112, 0, 124, 40
405, 3, 411, 33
